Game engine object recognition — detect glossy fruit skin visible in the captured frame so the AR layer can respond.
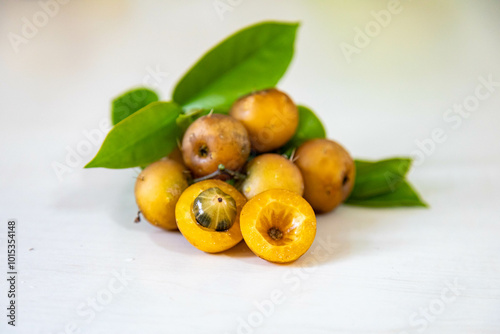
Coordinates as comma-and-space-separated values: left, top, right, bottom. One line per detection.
181, 114, 251, 177
134, 159, 188, 230
175, 180, 246, 253
240, 189, 316, 263
295, 139, 355, 213
230, 88, 299, 153
240, 153, 304, 200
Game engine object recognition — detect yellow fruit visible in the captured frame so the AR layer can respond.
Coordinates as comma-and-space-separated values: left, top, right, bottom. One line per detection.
176, 180, 246, 253
240, 153, 304, 200
166, 147, 186, 167
135, 159, 188, 230
240, 189, 316, 263
295, 139, 355, 212
230, 88, 299, 152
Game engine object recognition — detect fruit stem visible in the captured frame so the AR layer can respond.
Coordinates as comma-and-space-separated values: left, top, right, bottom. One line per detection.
134, 211, 141, 223
192, 168, 246, 183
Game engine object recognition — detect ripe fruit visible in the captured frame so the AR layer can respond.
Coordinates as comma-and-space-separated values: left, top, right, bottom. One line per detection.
240, 153, 304, 200
240, 189, 316, 263
230, 88, 299, 152
295, 139, 355, 213
167, 147, 185, 167
175, 179, 246, 253
181, 114, 251, 177
134, 159, 188, 230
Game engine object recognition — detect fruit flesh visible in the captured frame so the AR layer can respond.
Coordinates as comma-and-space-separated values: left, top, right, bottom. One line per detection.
240, 153, 304, 200
230, 88, 299, 153
134, 159, 188, 230
175, 180, 246, 253
240, 189, 316, 263
295, 139, 355, 213
181, 114, 250, 177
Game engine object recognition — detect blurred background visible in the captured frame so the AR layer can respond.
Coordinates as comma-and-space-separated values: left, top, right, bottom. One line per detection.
1, 1, 499, 333
1, 0, 500, 183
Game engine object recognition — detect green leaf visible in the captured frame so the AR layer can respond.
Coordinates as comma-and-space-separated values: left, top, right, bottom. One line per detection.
176, 108, 210, 132
86, 102, 182, 169
345, 180, 427, 207
349, 158, 412, 199
344, 157, 427, 208
173, 21, 299, 111
281, 105, 326, 156
111, 87, 159, 125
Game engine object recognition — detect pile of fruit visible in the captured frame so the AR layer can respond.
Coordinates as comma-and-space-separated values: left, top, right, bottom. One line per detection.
85, 21, 426, 264
135, 88, 353, 263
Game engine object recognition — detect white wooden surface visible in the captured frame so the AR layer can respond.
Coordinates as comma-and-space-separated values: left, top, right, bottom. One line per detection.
1, 1, 499, 333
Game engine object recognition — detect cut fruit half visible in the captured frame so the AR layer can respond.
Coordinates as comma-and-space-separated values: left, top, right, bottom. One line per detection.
240, 189, 316, 263
176, 180, 246, 253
